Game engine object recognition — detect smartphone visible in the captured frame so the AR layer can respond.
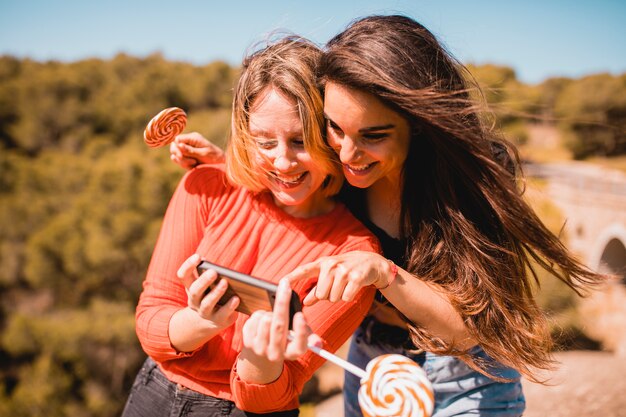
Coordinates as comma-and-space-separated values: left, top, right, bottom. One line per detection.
196, 260, 302, 325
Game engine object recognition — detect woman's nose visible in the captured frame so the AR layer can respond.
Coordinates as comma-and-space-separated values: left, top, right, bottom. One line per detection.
273, 153, 296, 171
339, 136, 359, 162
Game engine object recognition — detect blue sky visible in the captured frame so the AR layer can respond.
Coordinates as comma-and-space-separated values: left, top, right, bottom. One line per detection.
1, 0, 625, 84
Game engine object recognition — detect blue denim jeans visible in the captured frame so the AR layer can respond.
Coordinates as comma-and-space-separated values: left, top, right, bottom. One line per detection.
121, 357, 299, 417
344, 318, 525, 417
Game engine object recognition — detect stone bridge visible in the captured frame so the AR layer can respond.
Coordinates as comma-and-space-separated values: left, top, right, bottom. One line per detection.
526, 162, 626, 280
526, 161, 626, 353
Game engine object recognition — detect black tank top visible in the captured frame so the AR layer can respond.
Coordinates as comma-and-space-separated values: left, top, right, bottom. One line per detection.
339, 185, 408, 267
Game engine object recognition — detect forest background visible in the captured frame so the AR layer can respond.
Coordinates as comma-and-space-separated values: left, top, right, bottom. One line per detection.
0, 53, 625, 417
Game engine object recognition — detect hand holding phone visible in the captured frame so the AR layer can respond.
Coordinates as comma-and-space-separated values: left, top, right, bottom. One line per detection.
196, 261, 302, 325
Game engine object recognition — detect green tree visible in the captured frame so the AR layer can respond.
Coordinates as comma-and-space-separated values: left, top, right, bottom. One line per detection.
468, 64, 542, 145
555, 73, 626, 158
0, 54, 234, 416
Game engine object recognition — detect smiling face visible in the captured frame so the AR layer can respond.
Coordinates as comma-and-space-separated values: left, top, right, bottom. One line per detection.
249, 87, 333, 217
323, 82, 411, 191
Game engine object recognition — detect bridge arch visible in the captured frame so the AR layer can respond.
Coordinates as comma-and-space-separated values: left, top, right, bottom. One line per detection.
589, 224, 626, 282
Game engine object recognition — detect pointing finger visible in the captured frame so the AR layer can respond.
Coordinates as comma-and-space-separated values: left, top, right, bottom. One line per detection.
268, 279, 291, 361
283, 261, 322, 284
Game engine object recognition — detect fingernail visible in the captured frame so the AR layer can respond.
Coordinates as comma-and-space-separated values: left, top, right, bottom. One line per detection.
279, 278, 290, 290
311, 338, 323, 349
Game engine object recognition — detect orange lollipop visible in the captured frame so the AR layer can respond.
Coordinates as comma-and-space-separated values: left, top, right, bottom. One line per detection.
289, 333, 434, 417
144, 107, 187, 148
358, 354, 434, 417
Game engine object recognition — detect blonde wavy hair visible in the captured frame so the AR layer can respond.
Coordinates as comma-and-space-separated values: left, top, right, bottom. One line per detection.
226, 36, 343, 197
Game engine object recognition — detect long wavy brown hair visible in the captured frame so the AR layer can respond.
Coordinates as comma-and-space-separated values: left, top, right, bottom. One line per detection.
319, 15, 605, 382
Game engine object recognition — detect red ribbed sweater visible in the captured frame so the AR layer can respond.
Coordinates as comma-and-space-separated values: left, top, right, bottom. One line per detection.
135, 164, 379, 413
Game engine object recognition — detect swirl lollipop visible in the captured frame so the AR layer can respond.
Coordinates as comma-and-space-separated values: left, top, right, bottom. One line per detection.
290, 335, 434, 417
359, 354, 434, 417
143, 107, 187, 148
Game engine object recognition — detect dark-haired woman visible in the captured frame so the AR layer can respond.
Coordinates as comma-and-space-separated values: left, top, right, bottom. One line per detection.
285, 15, 604, 417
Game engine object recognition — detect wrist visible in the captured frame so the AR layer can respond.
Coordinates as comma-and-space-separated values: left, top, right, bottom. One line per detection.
237, 352, 283, 384
376, 258, 398, 290
169, 308, 220, 352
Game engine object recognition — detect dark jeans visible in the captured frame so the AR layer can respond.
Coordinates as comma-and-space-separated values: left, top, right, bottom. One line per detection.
121, 357, 299, 417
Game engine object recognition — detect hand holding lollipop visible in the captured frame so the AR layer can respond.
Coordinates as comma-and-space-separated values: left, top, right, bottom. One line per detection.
143, 107, 187, 148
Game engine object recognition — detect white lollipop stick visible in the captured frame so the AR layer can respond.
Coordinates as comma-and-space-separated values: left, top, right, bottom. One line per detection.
305, 341, 367, 379
287, 333, 366, 378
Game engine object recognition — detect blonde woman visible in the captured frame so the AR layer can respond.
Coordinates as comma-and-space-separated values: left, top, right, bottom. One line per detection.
122, 37, 380, 417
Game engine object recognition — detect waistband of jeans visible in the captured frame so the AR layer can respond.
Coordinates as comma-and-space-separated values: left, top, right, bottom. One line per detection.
145, 357, 236, 406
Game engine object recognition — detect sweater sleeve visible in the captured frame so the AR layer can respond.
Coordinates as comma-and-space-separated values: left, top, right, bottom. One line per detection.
230, 236, 380, 412
135, 165, 228, 362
